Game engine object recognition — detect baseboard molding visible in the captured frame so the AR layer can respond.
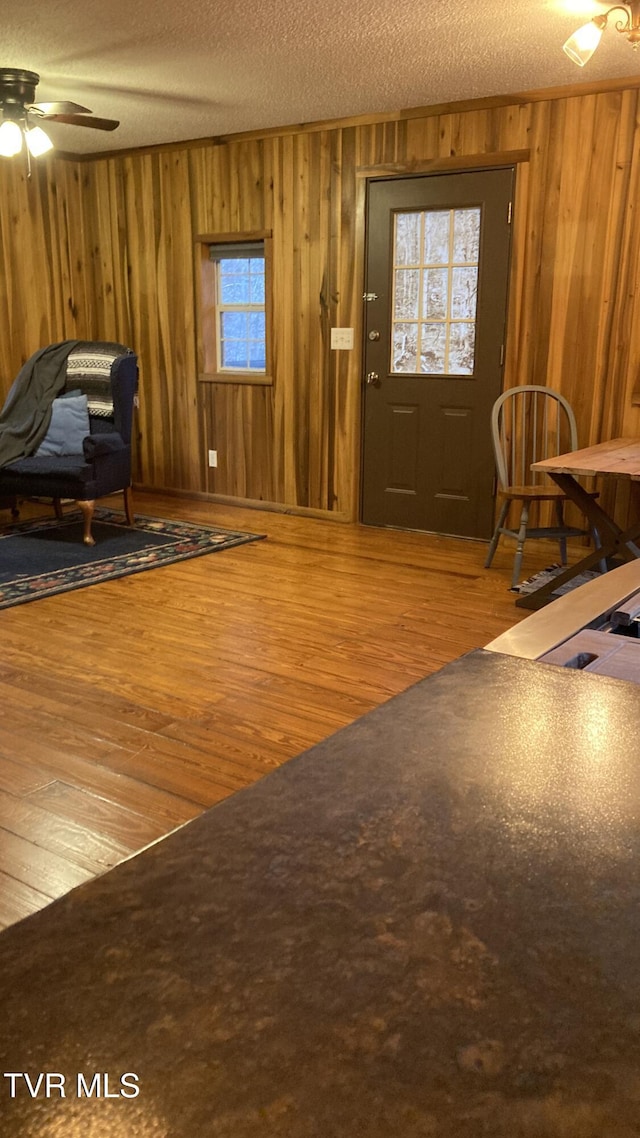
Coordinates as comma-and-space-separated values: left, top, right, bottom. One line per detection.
133, 483, 354, 523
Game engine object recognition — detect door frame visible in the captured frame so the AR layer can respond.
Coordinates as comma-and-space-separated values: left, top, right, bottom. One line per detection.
353, 150, 529, 528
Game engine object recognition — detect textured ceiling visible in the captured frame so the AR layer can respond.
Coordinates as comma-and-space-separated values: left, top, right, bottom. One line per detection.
2, 0, 640, 154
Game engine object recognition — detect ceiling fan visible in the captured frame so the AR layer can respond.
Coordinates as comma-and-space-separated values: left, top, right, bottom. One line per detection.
0, 67, 119, 160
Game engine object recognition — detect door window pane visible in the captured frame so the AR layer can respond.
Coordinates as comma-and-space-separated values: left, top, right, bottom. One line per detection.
394, 213, 421, 265
393, 324, 418, 372
393, 269, 420, 320
420, 325, 446, 374
423, 211, 450, 264
391, 206, 481, 376
422, 268, 448, 320
451, 266, 478, 320
453, 209, 481, 263
448, 323, 476, 375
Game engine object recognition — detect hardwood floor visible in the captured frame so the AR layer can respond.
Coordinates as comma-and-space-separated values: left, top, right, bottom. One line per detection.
0, 492, 560, 930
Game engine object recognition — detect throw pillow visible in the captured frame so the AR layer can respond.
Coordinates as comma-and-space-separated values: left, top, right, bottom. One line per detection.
35, 394, 90, 457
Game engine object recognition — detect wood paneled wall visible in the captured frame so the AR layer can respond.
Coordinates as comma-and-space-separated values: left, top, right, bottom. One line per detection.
2, 81, 640, 522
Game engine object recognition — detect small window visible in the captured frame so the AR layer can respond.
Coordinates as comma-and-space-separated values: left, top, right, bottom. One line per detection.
211, 243, 266, 373
197, 234, 272, 386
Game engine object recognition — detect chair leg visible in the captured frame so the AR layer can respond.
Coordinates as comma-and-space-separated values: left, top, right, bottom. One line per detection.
554, 499, 567, 565
484, 500, 510, 569
123, 485, 135, 526
52, 497, 64, 521
592, 527, 608, 576
76, 499, 96, 546
512, 503, 529, 589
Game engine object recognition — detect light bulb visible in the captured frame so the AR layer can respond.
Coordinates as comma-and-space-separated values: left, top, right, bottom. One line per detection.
25, 125, 53, 156
563, 18, 606, 66
0, 120, 23, 157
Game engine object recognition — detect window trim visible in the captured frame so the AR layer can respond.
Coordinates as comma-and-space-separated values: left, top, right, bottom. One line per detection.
196, 231, 273, 386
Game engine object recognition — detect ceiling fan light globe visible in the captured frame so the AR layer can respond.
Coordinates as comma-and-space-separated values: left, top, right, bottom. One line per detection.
0, 119, 23, 157
26, 125, 53, 156
563, 19, 604, 66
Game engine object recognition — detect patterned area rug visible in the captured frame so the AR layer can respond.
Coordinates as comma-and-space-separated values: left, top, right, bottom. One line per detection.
0, 508, 265, 609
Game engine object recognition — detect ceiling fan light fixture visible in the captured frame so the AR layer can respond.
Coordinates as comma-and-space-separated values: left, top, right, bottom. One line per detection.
563, 15, 607, 65
0, 67, 120, 155
25, 124, 53, 156
0, 118, 23, 157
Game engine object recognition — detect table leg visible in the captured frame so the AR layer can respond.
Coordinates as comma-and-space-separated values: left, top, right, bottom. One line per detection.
551, 473, 640, 558
515, 473, 640, 611
515, 542, 618, 609
551, 474, 626, 544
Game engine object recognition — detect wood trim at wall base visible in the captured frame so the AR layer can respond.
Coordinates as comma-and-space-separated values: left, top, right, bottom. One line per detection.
133, 484, 354, 522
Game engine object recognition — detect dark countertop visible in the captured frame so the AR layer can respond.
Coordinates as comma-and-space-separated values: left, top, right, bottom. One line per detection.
2, 649, 640, 1137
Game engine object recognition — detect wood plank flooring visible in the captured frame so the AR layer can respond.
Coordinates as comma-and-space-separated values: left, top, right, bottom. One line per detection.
0, 492, 563, 930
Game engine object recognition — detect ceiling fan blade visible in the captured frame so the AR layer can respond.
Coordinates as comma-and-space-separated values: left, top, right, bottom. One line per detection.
40, 113, 120, 132
30, 100, 92, 115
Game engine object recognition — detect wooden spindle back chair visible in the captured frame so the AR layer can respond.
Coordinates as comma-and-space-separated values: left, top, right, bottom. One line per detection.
485, 385, 596, 588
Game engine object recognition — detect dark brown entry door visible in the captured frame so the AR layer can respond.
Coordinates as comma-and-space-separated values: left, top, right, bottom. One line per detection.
361, 169, 514, 539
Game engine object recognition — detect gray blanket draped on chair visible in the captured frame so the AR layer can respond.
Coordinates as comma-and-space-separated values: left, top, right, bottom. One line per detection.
0, 341, 80, 469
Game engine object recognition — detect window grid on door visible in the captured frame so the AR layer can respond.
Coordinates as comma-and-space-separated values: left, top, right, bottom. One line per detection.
391, 207, 481, 376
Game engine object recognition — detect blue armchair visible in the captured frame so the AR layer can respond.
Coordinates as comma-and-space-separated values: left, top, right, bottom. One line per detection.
0, 342, 138, 545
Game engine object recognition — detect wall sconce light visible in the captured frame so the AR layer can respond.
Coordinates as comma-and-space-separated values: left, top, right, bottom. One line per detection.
564, 2, 640, 65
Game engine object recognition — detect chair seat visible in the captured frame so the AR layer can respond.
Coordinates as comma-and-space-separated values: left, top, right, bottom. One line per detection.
3, 454, 92, 482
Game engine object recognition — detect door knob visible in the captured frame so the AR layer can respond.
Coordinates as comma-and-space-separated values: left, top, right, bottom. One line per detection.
366, 372, 380, 385
368, 330, 380, 341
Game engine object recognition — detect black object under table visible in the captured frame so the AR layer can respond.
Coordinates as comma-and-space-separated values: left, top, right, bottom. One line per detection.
1, 649, 640, 1137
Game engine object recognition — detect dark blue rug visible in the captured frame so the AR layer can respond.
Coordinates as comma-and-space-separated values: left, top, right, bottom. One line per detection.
0, 507, 265, 609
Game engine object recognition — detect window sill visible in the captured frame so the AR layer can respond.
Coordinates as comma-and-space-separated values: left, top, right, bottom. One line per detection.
198, 372, 273, 387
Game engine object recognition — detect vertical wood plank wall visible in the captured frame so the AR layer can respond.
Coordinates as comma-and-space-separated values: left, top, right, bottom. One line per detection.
1, 82, 640, 522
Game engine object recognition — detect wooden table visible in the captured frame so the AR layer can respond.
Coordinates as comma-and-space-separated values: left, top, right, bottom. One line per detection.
515, 437, 640, 610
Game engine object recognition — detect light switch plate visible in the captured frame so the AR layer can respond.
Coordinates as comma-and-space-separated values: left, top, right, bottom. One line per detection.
331, 327, 354, 350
